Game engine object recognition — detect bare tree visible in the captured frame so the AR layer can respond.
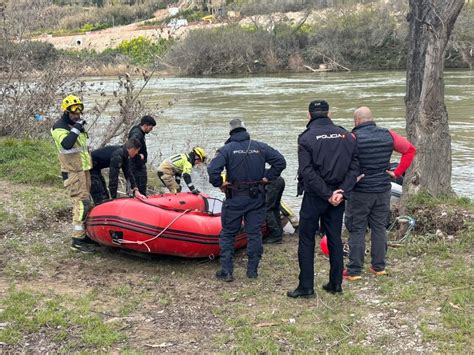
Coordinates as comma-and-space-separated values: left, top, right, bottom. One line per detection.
404, 0, 464, 197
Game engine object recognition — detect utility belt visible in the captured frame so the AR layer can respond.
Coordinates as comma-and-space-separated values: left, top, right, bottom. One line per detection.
226, 183, 265, 199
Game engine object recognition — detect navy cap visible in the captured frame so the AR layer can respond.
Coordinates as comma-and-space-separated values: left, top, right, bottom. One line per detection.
309, 100, 329, 112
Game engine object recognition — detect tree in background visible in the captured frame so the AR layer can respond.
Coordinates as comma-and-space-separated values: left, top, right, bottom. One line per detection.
404, 0, 464, 197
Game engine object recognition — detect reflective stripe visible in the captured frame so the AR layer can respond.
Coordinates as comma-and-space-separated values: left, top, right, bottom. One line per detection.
71, 127, 81, 135
74, 224, 85, 231
60, 146, 88, 154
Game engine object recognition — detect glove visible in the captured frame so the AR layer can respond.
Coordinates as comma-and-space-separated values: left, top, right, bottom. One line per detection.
73, 120, 86, 132
192, 189, 200, 195
177, 185, 182, 193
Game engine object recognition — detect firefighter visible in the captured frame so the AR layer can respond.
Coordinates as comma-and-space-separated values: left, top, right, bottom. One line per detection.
128, 115, 157, 196
51, 95, 95, 253
287, 100, 359, 297
207, 118, 286, 281
157, 147, 207, 194
90, 138, 143, 204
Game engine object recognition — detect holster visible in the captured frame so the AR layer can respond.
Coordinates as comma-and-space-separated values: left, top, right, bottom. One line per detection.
226, 183, 264, 199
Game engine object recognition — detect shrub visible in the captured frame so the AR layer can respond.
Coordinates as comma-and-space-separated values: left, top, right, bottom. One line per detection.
166, 26, 276, 75
115, 36, 174, 65
305, 6, 406, 70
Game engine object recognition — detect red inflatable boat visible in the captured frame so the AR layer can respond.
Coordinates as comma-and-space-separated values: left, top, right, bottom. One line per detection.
85, 192, 265, 258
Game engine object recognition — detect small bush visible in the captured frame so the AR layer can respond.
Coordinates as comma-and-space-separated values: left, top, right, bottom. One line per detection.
0, 139, 61, 186
115, 36, 174, 65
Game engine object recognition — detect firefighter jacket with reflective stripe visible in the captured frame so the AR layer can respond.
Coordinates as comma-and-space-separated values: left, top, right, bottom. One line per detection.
51, 113, 92, 173
164, 153, 193, 175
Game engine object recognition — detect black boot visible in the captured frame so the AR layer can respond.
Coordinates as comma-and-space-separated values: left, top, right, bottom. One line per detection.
287, 287, 315, 298
322, 283, 343, 294
263, 236, 283, 244
215, 270, 234, 282
246, 270, 258, 279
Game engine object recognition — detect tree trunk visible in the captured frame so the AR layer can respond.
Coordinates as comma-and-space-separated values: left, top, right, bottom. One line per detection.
404, 0, 464, 197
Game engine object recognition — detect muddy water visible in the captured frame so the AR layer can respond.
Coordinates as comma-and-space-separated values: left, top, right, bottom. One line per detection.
84, 70, 474, 208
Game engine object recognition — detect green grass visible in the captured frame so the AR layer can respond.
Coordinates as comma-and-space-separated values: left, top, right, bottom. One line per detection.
0, 138, 61, 186
0, 288, 122, 349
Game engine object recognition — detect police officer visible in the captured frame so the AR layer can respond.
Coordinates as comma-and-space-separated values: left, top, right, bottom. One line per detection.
51, 95, 95, 253
287, 100, 359, 297
208, 118, 286, 281
90, 138, 143, 204
128, 115, 157, 196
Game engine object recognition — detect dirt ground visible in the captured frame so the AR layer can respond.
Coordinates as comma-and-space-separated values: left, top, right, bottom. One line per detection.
33, 8, 223, 52
0, 179, 472, 352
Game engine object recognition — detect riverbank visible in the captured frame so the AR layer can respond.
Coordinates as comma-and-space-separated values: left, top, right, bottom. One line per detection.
0, 138, 472, 352
4, 3, 471, 78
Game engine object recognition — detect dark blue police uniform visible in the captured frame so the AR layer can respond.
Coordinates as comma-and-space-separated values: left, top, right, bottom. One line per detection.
208, 124, 286, 280
289, 101, 359, 297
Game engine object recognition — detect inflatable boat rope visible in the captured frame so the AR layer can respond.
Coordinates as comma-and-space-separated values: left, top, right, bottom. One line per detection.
115, 201, 193, 252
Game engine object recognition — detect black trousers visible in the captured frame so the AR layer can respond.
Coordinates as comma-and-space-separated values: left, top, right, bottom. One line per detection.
298, 193, 345, 289
265, 176, 285, 239
131, 165, 147, 196
90, 169, 109, 204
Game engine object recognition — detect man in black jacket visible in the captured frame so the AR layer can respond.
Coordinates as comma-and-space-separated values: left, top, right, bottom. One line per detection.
287, 100, 359, 298
90, 138, 143, 204
128, 115, 156, 196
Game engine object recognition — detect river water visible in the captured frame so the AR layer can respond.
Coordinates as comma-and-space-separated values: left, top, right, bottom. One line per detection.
83, 70, 474, 208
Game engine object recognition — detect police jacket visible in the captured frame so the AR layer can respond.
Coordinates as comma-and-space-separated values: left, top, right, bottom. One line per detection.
91, 145, 136, 199
51, 113, 92, 174
128, 125, 148, 169
298, 117, 359, 200
352, 121, 394, 193
207, 128, 286, 188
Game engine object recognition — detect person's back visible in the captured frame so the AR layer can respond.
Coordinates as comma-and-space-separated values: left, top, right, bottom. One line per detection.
298, 115, 358, 198
217, 129, 284, 187
208, 118, 286, 282
352, 121, 393, 193
288, 100, 358, 298
157, 147, 206, 194
344, 106, 416, 281
91, 145, 123, 171
90, 139, 142, 203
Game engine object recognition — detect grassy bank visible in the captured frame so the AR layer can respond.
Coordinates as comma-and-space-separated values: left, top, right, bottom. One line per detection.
0, 138, 472, 352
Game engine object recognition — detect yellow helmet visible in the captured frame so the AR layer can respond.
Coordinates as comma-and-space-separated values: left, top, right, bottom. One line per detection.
61, 95, 84, 113
193, 146, 207, 162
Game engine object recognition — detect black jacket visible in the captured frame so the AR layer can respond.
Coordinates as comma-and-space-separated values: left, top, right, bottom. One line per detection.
128, 125, 147, 169
208, 129, 286, 187
298, 117, 359, 200
91, 145, 136, 199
